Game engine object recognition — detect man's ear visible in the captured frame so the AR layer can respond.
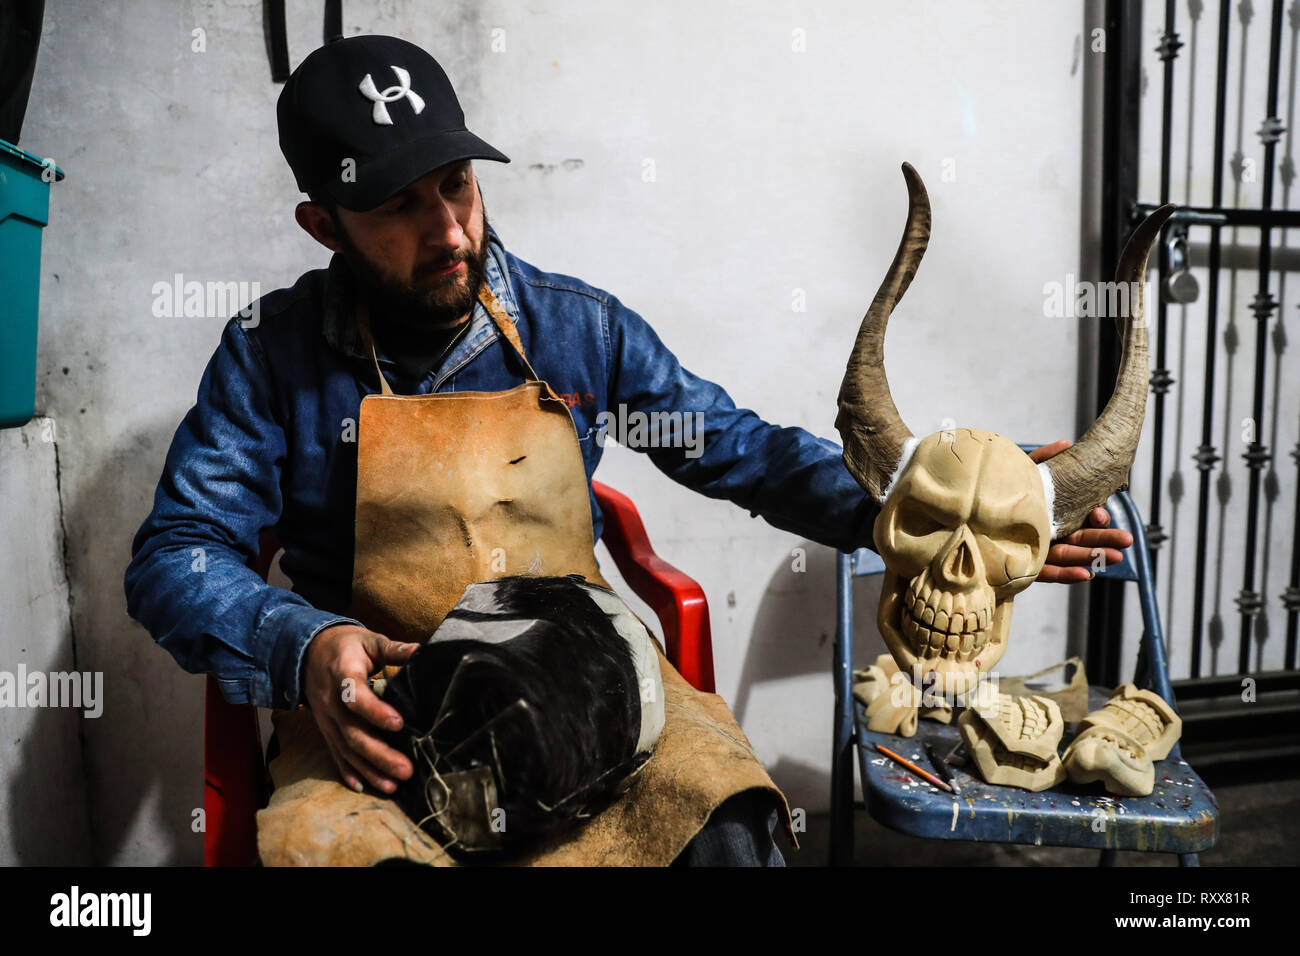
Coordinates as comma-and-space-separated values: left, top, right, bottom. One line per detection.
295, 201, 344, 253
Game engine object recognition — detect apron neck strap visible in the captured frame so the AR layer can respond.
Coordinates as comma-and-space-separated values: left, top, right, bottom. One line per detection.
355, 298, 393, 397
355, 282, 545, 396
476, 283, 546, 384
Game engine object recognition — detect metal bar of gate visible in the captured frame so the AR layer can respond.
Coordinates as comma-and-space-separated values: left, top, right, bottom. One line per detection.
1237, 0, 1286, 673
1149, 0, 1180, 579
1271, 4, 1300, 672
1094, 0, 1146, 689
1189, 0, 1234, 679
1136, 203, 1300, 226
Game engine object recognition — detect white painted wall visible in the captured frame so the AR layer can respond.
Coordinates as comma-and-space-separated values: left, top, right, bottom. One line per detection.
21, 0, 1098, 863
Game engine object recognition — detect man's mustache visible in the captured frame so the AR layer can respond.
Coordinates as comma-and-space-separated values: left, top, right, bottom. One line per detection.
414, 249, 470, 280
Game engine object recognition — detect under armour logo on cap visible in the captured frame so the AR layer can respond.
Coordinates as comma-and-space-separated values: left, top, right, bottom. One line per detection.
358, 65, 425, 125
278, 34, 509, 211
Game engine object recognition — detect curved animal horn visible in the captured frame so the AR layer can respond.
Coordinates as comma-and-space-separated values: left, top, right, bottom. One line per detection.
835, 162, 928, 501
1045, 203, 1178, 536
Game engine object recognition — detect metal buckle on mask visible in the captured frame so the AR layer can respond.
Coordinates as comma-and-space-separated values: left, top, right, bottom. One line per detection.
407, 694, 533, 856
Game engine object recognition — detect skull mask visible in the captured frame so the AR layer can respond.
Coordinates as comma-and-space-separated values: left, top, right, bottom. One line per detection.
836, 163, 1175, 701
875, 428, 1051, 697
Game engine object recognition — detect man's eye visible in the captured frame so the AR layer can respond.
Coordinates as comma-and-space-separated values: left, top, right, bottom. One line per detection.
384, 196, 410, 213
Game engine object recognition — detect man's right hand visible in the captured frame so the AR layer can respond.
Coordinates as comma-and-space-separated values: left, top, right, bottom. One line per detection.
302, 623, 420, 794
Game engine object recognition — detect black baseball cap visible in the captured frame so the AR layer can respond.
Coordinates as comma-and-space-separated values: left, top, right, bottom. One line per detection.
277, 35, 509, 211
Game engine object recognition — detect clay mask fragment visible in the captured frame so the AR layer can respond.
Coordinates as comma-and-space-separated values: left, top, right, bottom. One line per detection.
1062, 683, 1182, 796
957, 693, 1067, 791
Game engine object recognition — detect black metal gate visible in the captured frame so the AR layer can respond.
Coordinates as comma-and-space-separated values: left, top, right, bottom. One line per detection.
1096, 0, 1300, 768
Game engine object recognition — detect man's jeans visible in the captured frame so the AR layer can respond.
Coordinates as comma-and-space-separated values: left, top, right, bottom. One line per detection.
671, 791, 786, 867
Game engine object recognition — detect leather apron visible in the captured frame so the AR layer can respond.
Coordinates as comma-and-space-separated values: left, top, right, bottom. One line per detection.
257, 283, 795, 866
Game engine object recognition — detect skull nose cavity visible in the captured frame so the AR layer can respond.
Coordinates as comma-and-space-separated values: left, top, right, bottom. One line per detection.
939, 530, 979, 585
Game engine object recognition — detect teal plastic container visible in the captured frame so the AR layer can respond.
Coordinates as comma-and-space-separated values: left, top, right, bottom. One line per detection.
1, 137, 63, 429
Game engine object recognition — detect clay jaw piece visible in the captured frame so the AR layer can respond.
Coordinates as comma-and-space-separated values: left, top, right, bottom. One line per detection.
1062, 683, 1182, 796
1062, 728, 1153, 796
957, 693, 1067, 792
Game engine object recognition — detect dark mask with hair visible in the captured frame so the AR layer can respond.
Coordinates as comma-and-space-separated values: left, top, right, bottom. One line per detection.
374, 574, 665, 860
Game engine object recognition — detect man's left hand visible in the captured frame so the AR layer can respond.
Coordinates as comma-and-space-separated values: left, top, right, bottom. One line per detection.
1028, 439, 1133, 584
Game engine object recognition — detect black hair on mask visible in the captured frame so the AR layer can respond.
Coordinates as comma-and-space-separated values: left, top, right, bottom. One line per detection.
377, 574, 648, 859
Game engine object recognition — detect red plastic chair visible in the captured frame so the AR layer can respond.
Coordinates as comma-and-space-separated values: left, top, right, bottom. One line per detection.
203, 480, 716, 866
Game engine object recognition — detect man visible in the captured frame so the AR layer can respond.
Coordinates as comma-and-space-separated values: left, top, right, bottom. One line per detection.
124, 35, 1130, 866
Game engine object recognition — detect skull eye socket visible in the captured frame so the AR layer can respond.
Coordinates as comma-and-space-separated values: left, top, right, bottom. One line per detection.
979, 522, 1044, 587
898, 507, 949, 540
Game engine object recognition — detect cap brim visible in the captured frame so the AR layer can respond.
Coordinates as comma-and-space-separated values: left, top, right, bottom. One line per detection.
325, 128, 510, 211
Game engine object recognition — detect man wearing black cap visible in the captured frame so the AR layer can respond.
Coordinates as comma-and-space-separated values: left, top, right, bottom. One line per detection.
125, 34, 1133, 867
277, 35, 510, 386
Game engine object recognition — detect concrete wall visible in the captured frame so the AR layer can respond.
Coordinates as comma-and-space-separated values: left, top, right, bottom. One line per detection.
0, 420, 92, 864
20, 0, 1098, 863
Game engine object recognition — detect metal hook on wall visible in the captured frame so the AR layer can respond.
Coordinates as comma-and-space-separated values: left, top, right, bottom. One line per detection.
264, 0, 346, 84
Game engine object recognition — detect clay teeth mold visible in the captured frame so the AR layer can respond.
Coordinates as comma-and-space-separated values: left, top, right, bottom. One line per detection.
957, 693, 1067, 792
1062, 683, 1182, 797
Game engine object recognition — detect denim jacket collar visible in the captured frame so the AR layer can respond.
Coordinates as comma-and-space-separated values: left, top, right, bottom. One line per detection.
320, 223, 522, 389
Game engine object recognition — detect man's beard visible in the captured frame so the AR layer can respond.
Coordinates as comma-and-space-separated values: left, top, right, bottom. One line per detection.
334, 210, 490, 333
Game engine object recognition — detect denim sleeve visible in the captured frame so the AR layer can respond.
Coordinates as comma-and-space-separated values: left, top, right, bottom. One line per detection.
124, 319, 360, 710
602, 293, 880, 553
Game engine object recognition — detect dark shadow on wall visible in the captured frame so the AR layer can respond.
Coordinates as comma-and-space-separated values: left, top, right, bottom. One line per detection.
7, 598, 92, 864
728, 540, 889, 808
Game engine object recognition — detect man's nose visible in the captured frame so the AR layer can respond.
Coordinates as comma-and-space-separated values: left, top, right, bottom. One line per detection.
421, 198, 464, 250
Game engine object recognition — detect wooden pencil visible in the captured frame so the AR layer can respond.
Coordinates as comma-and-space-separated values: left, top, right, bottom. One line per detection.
875, 743, 955, 793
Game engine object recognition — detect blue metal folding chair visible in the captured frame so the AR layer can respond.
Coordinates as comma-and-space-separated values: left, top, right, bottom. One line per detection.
830, 450, 1219, 867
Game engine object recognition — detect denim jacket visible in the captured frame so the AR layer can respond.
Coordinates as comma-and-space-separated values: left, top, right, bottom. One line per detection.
124, 225, 880, 710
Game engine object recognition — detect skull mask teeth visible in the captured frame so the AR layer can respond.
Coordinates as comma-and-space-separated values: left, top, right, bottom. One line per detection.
901, 565, 995, 664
